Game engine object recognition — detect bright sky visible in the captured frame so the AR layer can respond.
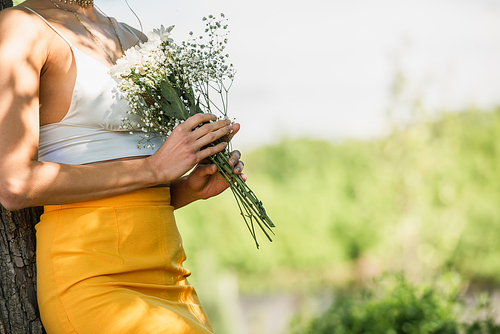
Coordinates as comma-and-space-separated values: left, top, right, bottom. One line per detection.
103, 0, 500, 147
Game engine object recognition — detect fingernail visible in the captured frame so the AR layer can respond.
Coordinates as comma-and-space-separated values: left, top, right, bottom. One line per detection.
230, 159, 236, 165
236, 167, 241, 173
225, 119, 231, 125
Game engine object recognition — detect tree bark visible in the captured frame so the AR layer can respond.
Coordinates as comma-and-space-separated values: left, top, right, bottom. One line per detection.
0, 2, 46, 333
0, 207, 44, 334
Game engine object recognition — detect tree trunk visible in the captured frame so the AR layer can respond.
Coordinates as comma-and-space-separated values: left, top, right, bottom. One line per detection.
0, 207, 44, 334
0, 2, 46, 333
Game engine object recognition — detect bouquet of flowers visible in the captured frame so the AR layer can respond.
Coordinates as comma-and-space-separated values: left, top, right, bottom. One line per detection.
109, 14, 274, 247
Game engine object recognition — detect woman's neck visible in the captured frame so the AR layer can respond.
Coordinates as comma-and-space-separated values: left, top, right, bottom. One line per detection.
46, 0, 98, 21
56, 0, 94, 9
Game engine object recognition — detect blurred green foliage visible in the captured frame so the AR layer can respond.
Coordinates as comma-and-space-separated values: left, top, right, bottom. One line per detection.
176, 108, 500, 292
290, 273, 500, 334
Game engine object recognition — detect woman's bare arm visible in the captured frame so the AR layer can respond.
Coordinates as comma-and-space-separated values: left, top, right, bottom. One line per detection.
0, 9, 232, 211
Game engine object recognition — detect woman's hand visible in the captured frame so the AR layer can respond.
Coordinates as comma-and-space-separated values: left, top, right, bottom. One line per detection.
168, 121, 246, 209
146, 113, 233, 185
186, 149, 246, 200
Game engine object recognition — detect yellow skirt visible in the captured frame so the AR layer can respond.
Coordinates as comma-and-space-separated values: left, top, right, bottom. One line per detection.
36, 188, 213, 334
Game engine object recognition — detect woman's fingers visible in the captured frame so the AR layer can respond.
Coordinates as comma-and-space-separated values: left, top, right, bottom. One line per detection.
196, 141, 228, 161
228, 150, 244, 174
192, 123, 232, 151
228, 150, 241, 166
180, 113, 217, 131
215, 122, 241, 142
182, 114, 240, 147
192, 163, 218, 178
226, 123, 240, 141
192, 119, 232, 140
233, 161, 244, 174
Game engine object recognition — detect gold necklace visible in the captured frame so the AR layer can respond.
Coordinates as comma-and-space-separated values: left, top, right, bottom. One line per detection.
48, 0, 124, 64
58, 0, 93, 7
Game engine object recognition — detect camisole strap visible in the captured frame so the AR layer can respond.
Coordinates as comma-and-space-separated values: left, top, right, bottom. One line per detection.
123, 22, 141, 41
24, 7, 74, 48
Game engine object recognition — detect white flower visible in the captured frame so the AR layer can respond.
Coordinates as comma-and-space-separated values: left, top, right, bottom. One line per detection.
123, 47, 144, 67
140, 37, 162, 54
151, 25, 175, 42
109, 59, 131, 78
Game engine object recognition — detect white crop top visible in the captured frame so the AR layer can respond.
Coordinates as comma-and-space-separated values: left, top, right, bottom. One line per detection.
26, 8, 163, 165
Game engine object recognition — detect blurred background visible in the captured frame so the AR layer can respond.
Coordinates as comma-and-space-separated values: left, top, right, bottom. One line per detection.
24, 0, 500, 332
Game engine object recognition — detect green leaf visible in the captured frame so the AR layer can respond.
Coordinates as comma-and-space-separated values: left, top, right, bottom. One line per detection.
195, 98, 204, 114
184, 87, 203, 117
159, 80, 189, 120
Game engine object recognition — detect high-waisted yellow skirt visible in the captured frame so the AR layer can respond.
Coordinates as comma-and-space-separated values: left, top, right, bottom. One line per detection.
36, 188, 213, 334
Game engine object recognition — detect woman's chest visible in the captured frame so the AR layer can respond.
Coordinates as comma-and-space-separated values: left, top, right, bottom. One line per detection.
40, 46, 133, 130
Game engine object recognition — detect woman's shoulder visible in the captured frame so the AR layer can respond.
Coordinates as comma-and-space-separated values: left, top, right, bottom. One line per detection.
0, 6, 53, 71
0, 5, 42, 27
0, 6, 52, 47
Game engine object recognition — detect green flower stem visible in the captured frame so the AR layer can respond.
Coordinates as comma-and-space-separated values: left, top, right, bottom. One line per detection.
206, 142, 275, 248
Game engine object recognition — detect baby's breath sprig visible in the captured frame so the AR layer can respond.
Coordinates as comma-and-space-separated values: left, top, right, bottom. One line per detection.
110, 14, 274, 248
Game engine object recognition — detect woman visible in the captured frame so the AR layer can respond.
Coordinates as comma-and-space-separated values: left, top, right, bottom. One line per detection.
0, 0, 245, 332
